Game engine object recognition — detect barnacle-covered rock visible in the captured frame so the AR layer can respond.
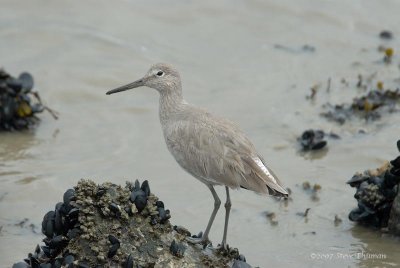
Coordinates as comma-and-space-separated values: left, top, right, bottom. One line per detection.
14, 179, 251, 267
348, 140, 400, 232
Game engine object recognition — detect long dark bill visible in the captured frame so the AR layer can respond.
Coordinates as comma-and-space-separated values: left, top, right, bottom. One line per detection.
106, 78, 144, 95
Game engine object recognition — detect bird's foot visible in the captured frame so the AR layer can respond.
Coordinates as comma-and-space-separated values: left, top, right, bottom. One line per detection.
185, 232, 212, 248
215, 242, 229, 253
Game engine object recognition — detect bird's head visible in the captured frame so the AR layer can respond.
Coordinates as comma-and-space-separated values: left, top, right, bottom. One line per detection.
106, 63, 181, 95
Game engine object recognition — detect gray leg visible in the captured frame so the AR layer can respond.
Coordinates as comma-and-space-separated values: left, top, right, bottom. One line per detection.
221, 186, 231, 249
187, 185, 221, 245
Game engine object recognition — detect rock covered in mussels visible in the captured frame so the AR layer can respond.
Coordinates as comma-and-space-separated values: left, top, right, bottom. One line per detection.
298, 129, 328, 151
0, 69, 57, 131
297, 129, 339, 151
14, 179, 250, 267
348, 140, 400, 231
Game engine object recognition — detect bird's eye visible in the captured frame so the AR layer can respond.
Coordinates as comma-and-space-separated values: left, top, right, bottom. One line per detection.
156, 71, 164, 77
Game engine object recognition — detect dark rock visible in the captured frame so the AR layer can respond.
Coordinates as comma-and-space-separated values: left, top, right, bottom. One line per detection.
379, 31, 393, 40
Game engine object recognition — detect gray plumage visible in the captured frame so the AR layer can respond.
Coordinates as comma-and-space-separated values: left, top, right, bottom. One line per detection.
106, 63, 288, 249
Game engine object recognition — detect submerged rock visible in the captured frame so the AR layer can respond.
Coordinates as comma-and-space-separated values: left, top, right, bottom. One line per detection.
348, 140, 400, 232
14, 179, 250, 267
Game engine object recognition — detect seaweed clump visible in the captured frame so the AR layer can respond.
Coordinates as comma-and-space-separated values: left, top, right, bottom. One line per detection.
0, 69, 57, 131
321, 88, 400, 124
348, 140, 400, 230
13, 179, 250, 268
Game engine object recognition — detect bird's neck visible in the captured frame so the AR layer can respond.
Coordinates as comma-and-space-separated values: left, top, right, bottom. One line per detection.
159, 86, 185, 123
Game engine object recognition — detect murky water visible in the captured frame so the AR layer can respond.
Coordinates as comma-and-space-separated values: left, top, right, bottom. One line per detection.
1, 0, 400, 267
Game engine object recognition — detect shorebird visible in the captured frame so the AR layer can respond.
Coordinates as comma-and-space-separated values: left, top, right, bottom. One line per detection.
106, 63, 288, 249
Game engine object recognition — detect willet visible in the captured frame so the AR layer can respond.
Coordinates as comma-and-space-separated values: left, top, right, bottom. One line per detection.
106, 63, 288, 249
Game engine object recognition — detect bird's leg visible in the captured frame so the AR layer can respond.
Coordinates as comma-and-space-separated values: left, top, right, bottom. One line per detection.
219, 186, 231, 251
186, 185, 221, 246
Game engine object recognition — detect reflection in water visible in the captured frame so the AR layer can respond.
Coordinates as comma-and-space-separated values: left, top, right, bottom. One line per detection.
297, 147, 329, 160
350, 225, 400, 267
15, 176, 40, 185
0, 132, 38, 161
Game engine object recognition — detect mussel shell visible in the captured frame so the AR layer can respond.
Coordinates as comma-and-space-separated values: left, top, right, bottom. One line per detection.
192, 231, 203, 239
42, 211, 55, 238
368, 176, 383, 187
63, 189, 75, 205
311, 140, 327, 150
347, 174, 369, 187
169, 240, 185, 257
134, 195, 147, 212
0, 95, 17, 121
357, 202, 375, 214
107, 243, 120, 258
41, 246, 51, 258
124, 254, 134, 268
301, 130, 315, 140
141, 180, 150, 196
109, 203, 121, 215
12, 262, 29, 268
96, 187, 106, 197
349, 207, 370, 222
237, 254, 247, 262
49, 235, 68, 249
77, 262, 90, 268
390, 167, 400, 177
150, 216, 157, 225
54, 209, 64, 235
383, 170, 400, 188
232, 259, 251, 268
124, 206, 133, 216
108, 234, 120, 245
63, 255, 74, 265
130, 189, 145, 203
18, 72, 34, 92
390, 156, 400, 168
67, 208, 79, 219
53, 258, 63, 268
31, 103, 44, 113
134, 180, 140, 190
156, 201, 164, 208
381, 187, 398, 200
66, 228, 80, 239
6, 78, 22, 92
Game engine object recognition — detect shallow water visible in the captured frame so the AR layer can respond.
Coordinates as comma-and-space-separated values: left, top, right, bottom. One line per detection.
1, 0, 400, 267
